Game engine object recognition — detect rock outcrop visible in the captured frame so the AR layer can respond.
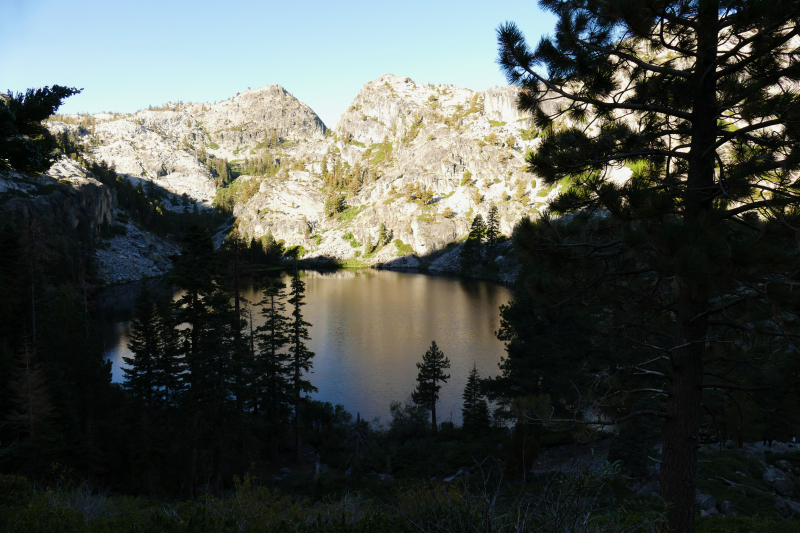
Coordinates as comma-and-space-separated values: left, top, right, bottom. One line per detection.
232, 74, 560, 270
1, 157, 114, 236
46, 85, 326, 208
764, 466, 794, 496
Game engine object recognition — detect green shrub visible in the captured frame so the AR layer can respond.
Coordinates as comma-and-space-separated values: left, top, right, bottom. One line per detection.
0, 474, 32, 507
284, 245, 307, 258
393, 239, 413, 256
520, 127, 538, 141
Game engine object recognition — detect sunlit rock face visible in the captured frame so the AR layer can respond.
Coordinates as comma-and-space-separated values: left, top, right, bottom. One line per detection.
46, 85, 325, 208
233, 74, 551, 268
43, 74, 607, 277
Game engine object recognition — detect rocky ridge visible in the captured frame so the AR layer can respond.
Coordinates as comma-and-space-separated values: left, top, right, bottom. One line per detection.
43, 73, 627, 280
0, 157, 114, 235
46, 85, 325, 208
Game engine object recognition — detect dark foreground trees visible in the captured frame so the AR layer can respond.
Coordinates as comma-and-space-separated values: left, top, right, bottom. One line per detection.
497, 2, 800, 532
287, 269, 317, 463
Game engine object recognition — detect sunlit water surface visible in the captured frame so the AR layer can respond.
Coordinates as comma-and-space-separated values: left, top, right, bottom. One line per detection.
97, 269, 512, 424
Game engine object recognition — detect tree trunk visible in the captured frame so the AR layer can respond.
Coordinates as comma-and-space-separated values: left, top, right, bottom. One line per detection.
660, 294, 707, 533
294, 405, 302, 464
294, 342, 302, 464
181, 411, 199, 499
431, 392, 437, 432
659, 4, 717, 531
233, 246, 243, 414
354, 412, 360, 470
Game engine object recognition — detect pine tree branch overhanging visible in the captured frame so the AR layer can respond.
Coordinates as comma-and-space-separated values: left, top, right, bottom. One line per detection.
495, 2, 800, 532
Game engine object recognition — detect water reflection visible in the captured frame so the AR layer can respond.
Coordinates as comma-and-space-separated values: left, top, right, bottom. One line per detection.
98, 270, 512, 424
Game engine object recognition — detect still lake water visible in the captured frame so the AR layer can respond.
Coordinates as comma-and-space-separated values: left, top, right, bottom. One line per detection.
96, 269, 512, 424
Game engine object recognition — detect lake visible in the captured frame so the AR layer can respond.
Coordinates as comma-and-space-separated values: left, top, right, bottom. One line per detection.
96, 269, 512, 424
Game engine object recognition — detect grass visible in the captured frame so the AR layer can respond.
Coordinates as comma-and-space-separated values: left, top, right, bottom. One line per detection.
394, 239, 414, 256
366, 141, 393, 165
338, 258, 368, 268
208, 142, 219, 149
335, 205, 365, 224
489, 120, 507, 127
537, 186, 554, 197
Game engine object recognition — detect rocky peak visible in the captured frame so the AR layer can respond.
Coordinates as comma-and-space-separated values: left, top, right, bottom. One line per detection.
187, 84, 326, 157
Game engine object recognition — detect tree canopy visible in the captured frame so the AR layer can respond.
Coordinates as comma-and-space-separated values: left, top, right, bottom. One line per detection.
0, 86, 81, 175
497, 1, 800, 531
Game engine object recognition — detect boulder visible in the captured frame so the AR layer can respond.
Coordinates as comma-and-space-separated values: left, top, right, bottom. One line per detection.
719, 501, 739, 516
700, 508, 719, 517
725, 439, 736, 449
444, 469, 467, 483
636, 480, 660, 496
764, 466, 794, 496
279, 467, 292, 475
776, 459, 793, 472
774, 496, 792, 518
301, 443, 316, 454
695, 490, 717, 511
785, 499, 800, 515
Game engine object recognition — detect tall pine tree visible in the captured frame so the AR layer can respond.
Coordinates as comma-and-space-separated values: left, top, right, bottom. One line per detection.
497, 2, 800, 530
485, 205, 500, 258
461, 364, 491, 434
287, 269, 317, 463
411, 340, 450, 431
459, 214, 485, 267
123, 285, 160, 412
254, 279, 293, 461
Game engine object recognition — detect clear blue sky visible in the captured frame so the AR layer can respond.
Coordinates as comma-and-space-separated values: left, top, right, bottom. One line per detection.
1, 0, 555, 128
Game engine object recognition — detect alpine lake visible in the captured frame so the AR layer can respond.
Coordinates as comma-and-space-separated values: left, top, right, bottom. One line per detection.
96, 269, 512, 425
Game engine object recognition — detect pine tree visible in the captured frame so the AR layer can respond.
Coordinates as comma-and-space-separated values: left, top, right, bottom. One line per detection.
123, 285, 160, 412
287, 270, 317, 463
193, 288, 239, 493
262, 231, 284, 263
254, 279, 293, 460
485, 205, 500, 258
497, 3, 800, 531
168, 225, 218, 498
411, 340, 450, 431
459, 214, 485, 267
170, 225, 217, 380
0, 86, 81, 175
461, 364, 490, 434
7, 342, 52, 437
378, 223, 388, 245
154, 298, 183, 407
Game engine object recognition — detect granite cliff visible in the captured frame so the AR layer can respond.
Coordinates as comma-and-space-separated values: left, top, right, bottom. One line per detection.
39, 74, 595, 280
